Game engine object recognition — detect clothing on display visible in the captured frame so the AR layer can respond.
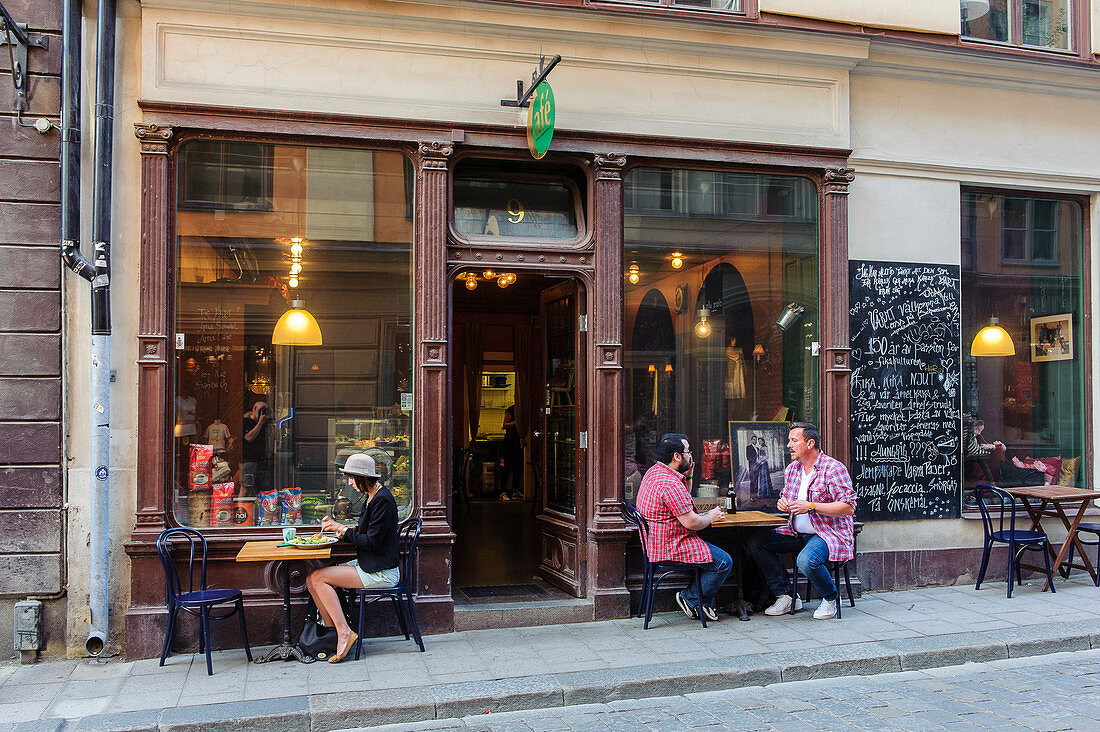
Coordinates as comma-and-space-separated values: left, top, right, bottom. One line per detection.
725, 346, 745, 400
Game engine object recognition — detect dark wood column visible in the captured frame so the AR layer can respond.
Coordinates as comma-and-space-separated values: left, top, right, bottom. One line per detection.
588, 152, 632, 619
125, 123, 175, 656
412, 141, 456, 630
821, 167, 855, 465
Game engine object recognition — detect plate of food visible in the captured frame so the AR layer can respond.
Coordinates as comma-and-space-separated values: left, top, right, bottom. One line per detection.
287, 533, 339, 549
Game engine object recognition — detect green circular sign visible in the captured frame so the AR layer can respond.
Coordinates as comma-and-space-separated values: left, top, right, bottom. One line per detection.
527, 82, 555, 160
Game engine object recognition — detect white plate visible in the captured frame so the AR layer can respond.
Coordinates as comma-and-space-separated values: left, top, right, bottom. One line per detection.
287, 536, 338, 549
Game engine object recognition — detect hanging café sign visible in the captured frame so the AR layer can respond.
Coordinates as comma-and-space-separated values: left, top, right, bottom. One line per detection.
502, 54, 561, 160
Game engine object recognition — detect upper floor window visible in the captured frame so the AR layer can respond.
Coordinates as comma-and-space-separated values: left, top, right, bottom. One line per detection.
180, 141, 274, 212
961, 0, 1073, 51
625, 169, 816, 223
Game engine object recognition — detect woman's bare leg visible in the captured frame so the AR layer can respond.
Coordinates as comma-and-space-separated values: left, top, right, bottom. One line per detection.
306, 565, 363, 644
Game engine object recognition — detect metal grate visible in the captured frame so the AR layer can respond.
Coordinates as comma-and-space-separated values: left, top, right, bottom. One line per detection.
459, 584, 549, 599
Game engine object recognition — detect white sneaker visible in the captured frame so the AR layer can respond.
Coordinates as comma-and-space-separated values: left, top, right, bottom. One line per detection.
813, 599, 838, 619
765, 594, 791, 615
701, 605, 719, 622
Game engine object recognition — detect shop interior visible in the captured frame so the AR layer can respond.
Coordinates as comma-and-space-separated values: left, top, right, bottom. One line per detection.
450, 272, 578, 601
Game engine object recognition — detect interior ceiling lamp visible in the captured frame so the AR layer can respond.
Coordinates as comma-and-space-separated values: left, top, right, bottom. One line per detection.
694, 308, 712, 338
627, 263, 640, 285
960, 0, 990, 20
463, 272, 478, 290
670, 252, 684, 270
272, 299, 323, 346
776, 303, 805, 331
497, 272, 517, 288
971, 316, 1015, 357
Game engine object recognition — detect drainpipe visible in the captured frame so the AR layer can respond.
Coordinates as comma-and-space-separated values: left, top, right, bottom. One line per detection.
70, 0, 116, 658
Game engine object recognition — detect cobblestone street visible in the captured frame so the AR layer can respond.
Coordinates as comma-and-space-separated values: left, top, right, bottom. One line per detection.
351, 649, 1100, 732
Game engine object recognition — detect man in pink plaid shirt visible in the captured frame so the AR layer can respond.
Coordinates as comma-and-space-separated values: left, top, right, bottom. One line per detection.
746, 422, 856, 620
637, 433, 729, 622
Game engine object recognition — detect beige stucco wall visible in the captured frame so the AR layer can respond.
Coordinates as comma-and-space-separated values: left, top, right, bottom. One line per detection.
761, 0, 960, 35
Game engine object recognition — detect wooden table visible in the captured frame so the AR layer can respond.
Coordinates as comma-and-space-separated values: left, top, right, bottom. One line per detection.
236, 540, 334, 664
701, 510, 788, 620
1000, 485, 1100, 589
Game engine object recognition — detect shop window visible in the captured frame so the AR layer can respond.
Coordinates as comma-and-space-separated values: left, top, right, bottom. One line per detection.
595, 0, 743, 12
173, 142, 414, 529
180, 141, 274, 211
623, 167, 819, 509
961, 190, 1085, 507
961, 0, 1073, 51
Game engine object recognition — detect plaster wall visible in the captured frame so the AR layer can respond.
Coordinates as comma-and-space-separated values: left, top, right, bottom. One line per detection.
760, 0, 960, 35
138, 0, 866, 149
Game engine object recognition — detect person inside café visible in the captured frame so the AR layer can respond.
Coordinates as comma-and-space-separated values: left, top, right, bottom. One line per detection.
636, 433, 729, 622
746, 422, 856, 620
305, 453, 399, 662
964, 417, 1004, 483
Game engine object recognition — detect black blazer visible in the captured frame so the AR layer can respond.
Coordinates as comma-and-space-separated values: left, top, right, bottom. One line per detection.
340, 487, 399, 573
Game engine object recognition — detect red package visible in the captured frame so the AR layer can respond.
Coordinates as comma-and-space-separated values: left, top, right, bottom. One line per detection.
701, 439, 722, 481
212, 483, 235, 526
189, 444, 213, 491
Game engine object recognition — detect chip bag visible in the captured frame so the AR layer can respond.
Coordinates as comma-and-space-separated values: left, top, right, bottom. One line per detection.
257, 489, 280, 526
280, 487, 302, 525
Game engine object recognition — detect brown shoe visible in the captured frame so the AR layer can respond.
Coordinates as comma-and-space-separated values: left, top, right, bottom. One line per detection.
329, 631, 358, 663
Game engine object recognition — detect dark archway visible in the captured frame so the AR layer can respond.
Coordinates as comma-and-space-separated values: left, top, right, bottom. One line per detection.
694, 262, 755, 438
630, 289, 676, 465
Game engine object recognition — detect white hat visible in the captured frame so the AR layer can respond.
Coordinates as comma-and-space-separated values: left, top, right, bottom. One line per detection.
340, 453, 381, 479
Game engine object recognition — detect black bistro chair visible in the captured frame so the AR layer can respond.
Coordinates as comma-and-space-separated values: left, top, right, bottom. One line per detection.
621, 501, 707, 629
792, 522, 862, 618
155, 527, 252, 675
974, 484, 1057, 598
1065, 522, 1100, 586
349, 516, 425, 660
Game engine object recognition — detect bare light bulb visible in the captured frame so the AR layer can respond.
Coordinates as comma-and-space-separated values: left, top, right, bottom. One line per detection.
464, 274, 478, 291
290, 263, 302, 275
671, 252, 684, 269
289, 277, 299, 288
290, 243, 303, 257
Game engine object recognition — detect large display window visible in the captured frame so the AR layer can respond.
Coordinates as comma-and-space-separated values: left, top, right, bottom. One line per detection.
623, 167, 819, 509
961, 190, 1086, 498
173, 141, 415, 528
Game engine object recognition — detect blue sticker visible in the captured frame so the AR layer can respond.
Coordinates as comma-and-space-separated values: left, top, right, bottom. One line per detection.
95, 466, 108, 481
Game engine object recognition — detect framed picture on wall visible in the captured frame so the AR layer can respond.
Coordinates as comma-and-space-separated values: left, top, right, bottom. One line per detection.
728, 421, 790, 511
1030, 313, 1073, 362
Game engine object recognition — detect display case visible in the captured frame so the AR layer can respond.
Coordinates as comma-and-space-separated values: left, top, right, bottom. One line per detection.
327, 416, 412, 522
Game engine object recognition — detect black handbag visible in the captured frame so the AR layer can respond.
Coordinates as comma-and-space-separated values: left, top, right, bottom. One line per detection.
298, 610, 339, 661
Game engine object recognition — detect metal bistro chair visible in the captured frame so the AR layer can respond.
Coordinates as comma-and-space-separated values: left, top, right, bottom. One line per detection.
349, 516, 425, 660
156, 527, 252, 675
1065, 522, 1100, 587
621, 501, 707, 629
792, 522, 862, 618
974, 484, 1057, 598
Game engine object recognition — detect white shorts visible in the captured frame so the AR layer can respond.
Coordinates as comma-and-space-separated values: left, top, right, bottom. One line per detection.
347, 561, 399, 589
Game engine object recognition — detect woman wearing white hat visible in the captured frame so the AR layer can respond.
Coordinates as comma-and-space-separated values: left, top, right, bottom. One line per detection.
305, 452, 400, 662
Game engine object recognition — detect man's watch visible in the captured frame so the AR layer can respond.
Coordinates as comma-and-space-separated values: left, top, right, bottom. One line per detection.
807, 502, 816, 515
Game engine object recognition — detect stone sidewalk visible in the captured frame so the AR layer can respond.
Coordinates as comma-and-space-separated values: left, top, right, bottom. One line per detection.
4, 578, 1100, 731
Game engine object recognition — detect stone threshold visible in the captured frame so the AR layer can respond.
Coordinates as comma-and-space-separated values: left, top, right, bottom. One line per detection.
20, 619, 1100, 732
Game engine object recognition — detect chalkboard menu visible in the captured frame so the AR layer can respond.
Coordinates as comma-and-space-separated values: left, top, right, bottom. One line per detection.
849, 261, 962, 522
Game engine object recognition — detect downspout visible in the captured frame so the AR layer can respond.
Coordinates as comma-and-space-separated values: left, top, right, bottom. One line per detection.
61, 0, 116, 657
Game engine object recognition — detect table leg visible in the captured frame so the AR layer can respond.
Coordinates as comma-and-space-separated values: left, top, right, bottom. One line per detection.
254, 561, 316, 664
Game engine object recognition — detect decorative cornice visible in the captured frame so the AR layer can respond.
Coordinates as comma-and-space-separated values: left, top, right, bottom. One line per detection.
824, 166, 855, 194
417, 141, 453, 169
594, 152, 627, 180
134, 123, 174, 153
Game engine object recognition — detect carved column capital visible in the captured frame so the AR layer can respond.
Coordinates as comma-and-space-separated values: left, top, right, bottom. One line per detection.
823, 167, 855, 195
417, 142, 453, 170
134, 123, 174, 154
594, 153, 627, 181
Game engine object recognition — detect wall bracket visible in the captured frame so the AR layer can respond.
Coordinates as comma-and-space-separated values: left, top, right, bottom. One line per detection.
0, 4, 50, 113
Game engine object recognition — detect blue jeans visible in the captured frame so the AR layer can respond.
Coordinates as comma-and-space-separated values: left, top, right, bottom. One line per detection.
747, 530, 837, 602
679, 542, 733, 611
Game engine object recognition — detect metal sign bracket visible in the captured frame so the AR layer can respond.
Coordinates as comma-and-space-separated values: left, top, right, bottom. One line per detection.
501, 53, 561, 108
0, 13, 50, 113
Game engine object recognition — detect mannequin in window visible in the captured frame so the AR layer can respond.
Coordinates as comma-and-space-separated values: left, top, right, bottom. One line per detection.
205, 417, 232, 453
725, 335, 746, 405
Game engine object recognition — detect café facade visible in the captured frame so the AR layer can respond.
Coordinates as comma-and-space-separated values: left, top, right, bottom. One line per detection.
60, 0, 1099, 657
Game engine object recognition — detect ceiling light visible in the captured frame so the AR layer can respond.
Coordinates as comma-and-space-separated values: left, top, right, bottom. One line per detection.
695, 308, 711, 338
971, 317, 1015, 357
272, 299, 322, 346
671, 252, 684, 270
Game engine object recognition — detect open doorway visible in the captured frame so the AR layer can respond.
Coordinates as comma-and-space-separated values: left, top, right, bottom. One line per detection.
450, 272, 587, 603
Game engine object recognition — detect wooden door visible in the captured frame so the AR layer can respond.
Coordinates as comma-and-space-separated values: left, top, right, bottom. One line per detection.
535, 280, 587, 596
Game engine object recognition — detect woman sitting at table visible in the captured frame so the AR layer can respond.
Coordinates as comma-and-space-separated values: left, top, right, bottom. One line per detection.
306, 453, 399, 663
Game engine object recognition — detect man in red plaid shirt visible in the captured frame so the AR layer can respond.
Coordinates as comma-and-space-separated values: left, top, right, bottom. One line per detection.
636, 434, 730, 622
746, 422, 856, 620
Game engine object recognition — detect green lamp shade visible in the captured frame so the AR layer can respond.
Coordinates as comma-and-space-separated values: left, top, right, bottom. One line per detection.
272, 301, 322, 346
971, 318, 1014, 357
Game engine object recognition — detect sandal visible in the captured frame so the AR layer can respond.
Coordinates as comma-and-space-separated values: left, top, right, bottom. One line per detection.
329, 631, 358, 663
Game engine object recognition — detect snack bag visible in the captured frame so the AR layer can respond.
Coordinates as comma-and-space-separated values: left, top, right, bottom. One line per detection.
257, 489, 279, 526
280, 487, 302, 525
701, 439, 722, 481
188, 443, 213, 491
211, 483, 235, 526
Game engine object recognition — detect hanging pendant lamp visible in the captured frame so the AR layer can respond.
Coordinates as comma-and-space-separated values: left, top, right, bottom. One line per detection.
272, 299, 323, 346
970, 316, 1014, 357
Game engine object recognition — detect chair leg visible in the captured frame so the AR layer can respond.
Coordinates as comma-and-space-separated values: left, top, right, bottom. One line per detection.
1094, 540, 1100, 588
695, 571, 707, 629
643, 576, 658, 630
160, 606, 177, 666
832, 563, 842, 620
354, 594, 367, 661
843, 562, 855, 608
392, 596, 410, 640
236, 599, 253, 662
406, 593, 425, 652
975, 540, 991, 590
637, 566, 651, 619
200, 606, 214, 676
791, 564, 803, 614
1007, 542, 1015, 598
1042, 542, 1056, 594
